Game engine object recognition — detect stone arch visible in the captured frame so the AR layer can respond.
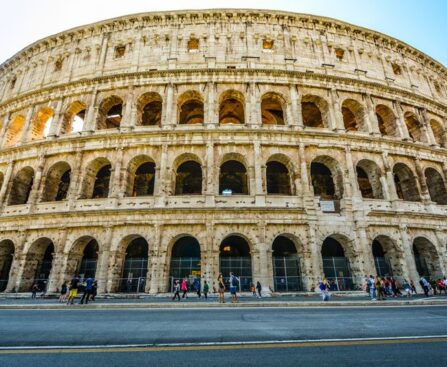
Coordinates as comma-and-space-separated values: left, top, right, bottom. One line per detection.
219, 157, 249, 195
41, 161, 71, 202
178, 90, 204, 125
301, 94, 329, 128
29, 106, 54, 140
429, 119, 446, 146
119, 235, 149, 292
21, 237, 54, 291
219, 90, 245, 124
356, 159, 384, 199
341, 98, 367, 132
261, 92, 285, 125
375, 104, 398, 137
321, 234, 356, 290
393, 163, 421, 202
8, 166, 34, 205
424, 167, 447, 204
0, 240, 15, 292
137, 92, 162, 126
404, 111, 424, 142
67, 236, 99, 280
310, 156, 343, 199
272, 234, 303, 291
175, 160, 203, 195
60, 101, 87, 134
219, 234, 252, 290
96, 95, 123, 130
266, 159, 292, 195
3, 114, 25, 147
372, 235, 404, 277
126, 155, 156, 197
413, 236, 442, 279
80, 158, 112, 199
169, 235, 202, 290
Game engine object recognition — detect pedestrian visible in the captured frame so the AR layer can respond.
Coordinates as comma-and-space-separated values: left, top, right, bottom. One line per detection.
80, 277, 94, 304
181, 277, 188, 299
318, 280, 329, 301
91, 281, 97, 301
390, 277, 401, 297
375, 276, 384, 300
419, 277, 430, 297
59, 282, 68, 303
402, 279, 412, 298
368, 275, 376, 301
410, 279, 417, 294
229, 272, 239, 303
250, 283, 256, 297
217, 273, 225, 303
31, 283, 39, 299
256, 281, 262, 298
203, 280, 209, 300
172, 280, 181, 301
437, 278, 447, 295
194, 277, 201, 298
67, 274, 80, 305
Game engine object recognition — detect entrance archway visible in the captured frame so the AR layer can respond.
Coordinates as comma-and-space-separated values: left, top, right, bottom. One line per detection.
372, 236, 404, 278
21, 238, 54, 292
169, 236, 201, 291
413, 237, 442, 280
272, 236, 302, 291
0, 240, 14, 292
372, 240, 392, 276
77, 239, 99, 279
321, 236, 354, 290
219, 235, 252, 291
120, 237, 149, 292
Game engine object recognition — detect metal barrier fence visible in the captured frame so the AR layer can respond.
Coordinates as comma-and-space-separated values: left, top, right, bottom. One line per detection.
273, 276, 304, 292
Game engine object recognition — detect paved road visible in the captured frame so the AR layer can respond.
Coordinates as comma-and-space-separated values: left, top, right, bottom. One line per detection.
1, 306, 446, 366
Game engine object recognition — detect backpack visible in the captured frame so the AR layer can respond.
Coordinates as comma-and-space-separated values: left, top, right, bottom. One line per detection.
231, 276, 239, 287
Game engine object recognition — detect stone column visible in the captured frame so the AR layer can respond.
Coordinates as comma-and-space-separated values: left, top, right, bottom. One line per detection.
96, 34, 110, 77
162, 83, 175, 128
382, 152, 398, 200
0, 112, 11, 147
205, 141, 215, 205
205, 82, 218, 127
419, 108, 437, 146
394, 101, 411, 140
28, 155, 45, 209
148, 224, 161, 294
83, 88, 98, 132
299, 144, 311, 195
364, 94, 381, 135
253, 142, 264, 205
8, 253, 28, 292
307, 224, 323, 291
121, 86, 135, 129
155, 144, 168, 206
345, 146, 361, 200
256, 241, 273, 295
0, 159, 14, 208
19, 106, 36, 144
289, 84, 302, 128
111, 148, 124, 199
67, 150, 83, 205
131, 36, 143, 73
399, 224, 422, 291
47, 99, 64, 137
415, 158, 431, 203
46, 231, 68, 294
96, 227, 113, 294
247, 82, 260, 127
329, 89, 345, 131
354, 224, 376, 278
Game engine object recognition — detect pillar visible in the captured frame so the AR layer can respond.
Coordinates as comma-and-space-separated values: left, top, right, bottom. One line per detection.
289, 84, 302, 128
395, 101, 411, 140
19, 106, 36, 144
399, 224, 422, 291
329, 89, 345, 131
253, 142, 264, 204
83, 88, 98, 132
28, 155, 45, 208
415, 158, 431, 202
96, 229, 112, 294
382, 152, 398, 200
364, 94, 381, 135
162, 83, 175, 128
419, 108, 437, 146
121, 86, 135, 129
111, 148, 124, 198
0, 112, 11, 147
0, 159, 14, 208
205, 82, 218, 127
47, 99, 64, 137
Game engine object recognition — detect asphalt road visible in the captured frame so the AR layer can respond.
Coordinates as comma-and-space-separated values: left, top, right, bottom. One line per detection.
1, 306, 447, 366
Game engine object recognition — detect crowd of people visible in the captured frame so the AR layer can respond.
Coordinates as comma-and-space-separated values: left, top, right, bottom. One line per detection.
58, 275, 97, 305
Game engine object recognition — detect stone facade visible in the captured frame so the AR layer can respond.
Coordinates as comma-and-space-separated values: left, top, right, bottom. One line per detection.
0, 9, 446, 294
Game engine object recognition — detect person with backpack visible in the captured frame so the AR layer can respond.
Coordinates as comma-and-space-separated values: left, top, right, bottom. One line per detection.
256, 281, 262, 298
79, 277, 94, 304
368, 275, 376, 301
172, 280, 181, 301
203, 280, 209, 300
229, 272, 239, 303
194, 277, 201, 298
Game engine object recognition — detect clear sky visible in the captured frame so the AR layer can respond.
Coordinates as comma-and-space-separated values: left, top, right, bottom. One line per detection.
1, 0, 446, 66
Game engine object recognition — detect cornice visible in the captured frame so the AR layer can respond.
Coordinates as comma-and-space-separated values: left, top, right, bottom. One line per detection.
0, 9, 445, 76
1, 68, 446, 114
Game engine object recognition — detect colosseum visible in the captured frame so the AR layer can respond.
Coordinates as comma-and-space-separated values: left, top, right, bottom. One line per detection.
0, 8, 446, 295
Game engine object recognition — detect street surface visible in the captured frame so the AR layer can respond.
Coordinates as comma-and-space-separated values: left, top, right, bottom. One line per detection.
0, 306, 446, 366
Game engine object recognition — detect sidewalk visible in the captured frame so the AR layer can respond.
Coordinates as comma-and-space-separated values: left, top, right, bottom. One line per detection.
1, 292, 447, 309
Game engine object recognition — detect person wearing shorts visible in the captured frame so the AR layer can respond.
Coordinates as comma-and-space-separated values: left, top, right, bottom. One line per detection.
67, 275, 80, 305
229, 272, 239, 303
217, 273, 225, 303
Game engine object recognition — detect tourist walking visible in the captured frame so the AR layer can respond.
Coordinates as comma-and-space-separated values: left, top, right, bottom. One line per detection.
368, 275, 376, 301
194, 277, 201, 298
390, 277, 401, 297
420, 277, 430, 297
217, 273, 225, 303
181, 277, 188, 299
256, 281, 262, 298
59, 282, 68, 303
410, 279, 417, 294
31, 283, 39, 299
319, 280, 330, 301
67, 274, 80, 305
229, 272, 239, 303
80, 277, 94, 304
203, 280, 209, 300
402, 279, 412, 298
250, 283, 256, 297
172, 280, 181, 301
91, 281, 97, 301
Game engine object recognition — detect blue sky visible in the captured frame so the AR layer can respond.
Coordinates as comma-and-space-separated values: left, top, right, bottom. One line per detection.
1, 0, 446, 66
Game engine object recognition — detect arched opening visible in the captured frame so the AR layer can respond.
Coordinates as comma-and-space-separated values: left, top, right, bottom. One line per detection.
219, 90, 245, 124
169, 236, 201, 291
21, 238, 54, 292
120, 237, 149, 293
0, 240, 14, 292
80, 158, 112, 199
372, 236, 404, 277
375, 104, 398, 137
8, 167, 34, 205
3, 115, 25, 147
41, 162, 71, 202
132, 162, 155, 197
393, 163, 421, 202
137, 92, 162, 126
272, 236, 302, 291
266, 161, 292, 195
97, 96, 123, 130
372, 240, 392, 276
61, 101, 87, 134
30, 107, 54, 140
429, 119, 446, 147
175, 161, 203, 195
219, 235, 252, 291
219, 160, 248, 195
404, 112, 424, 142
301, 95, 328, 128
341, 99, 366, 132
413, 237, 442, 280
321, 236, 354, 290
356, 160, 384, 199
261, 93, 285, 125
424, 168, 447, 204
178, 91, 204, 125
311, 156, 343, 200
67, 237, 99, 281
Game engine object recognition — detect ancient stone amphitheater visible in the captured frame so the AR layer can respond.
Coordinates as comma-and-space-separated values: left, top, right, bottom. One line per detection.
0, 9, 446, 295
